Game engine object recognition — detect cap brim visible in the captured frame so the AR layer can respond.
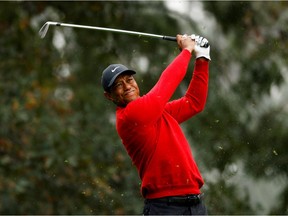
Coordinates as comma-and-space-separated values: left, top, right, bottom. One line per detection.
107, 70, 136, 90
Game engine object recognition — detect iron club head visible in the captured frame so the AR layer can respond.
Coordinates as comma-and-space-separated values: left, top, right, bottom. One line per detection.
39, 21, 59, 38
39, 22, 49, 38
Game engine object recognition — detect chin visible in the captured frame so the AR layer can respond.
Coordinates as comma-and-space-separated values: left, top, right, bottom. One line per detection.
124, 96, 138, 104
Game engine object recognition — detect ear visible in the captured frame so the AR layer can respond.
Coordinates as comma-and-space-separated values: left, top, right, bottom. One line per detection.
104, 91, 114, 102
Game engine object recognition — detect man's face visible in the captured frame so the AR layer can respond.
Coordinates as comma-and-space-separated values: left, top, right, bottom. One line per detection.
104, 73, 140, 107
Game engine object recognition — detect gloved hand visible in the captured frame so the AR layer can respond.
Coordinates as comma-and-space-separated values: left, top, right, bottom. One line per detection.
190, 34, 211, 60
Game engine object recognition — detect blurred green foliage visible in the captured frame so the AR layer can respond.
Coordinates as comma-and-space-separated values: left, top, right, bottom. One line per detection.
0, 1, 287, 214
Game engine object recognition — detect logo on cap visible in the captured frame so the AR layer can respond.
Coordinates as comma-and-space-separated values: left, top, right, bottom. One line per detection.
111, 66, 120, 73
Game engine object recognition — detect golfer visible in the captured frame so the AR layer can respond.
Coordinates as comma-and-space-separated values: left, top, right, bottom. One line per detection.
101, 34, 210, 215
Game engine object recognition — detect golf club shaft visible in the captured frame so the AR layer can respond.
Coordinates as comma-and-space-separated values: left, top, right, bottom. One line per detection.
39, 21, 176, 41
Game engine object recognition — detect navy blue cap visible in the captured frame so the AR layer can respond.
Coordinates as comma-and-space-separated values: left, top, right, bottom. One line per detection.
101, 64, 136, 91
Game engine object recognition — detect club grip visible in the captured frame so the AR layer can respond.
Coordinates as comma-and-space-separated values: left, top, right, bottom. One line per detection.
163, 36, 177, 42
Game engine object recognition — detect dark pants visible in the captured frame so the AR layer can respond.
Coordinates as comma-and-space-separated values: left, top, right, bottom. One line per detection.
143, 195, 208, 215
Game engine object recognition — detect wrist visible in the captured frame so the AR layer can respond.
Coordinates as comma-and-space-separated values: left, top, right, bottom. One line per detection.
196, 57, 209, 62
184, 47, 193, 53
182, 49, 192, 57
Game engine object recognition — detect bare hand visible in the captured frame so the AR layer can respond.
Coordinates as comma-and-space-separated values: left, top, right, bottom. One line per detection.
176, 34, 195, 53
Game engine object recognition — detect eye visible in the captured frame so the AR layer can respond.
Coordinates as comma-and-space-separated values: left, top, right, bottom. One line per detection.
114, 82, 123, 89
127, 77, 134, 83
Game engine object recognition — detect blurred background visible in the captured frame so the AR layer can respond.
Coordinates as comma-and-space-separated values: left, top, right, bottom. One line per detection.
0, 1, 287, 214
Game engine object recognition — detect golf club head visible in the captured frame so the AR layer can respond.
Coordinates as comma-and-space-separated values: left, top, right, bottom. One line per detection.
39, 21, 59, 38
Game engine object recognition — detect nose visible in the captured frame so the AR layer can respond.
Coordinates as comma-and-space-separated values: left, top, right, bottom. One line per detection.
123, 81, 132, 90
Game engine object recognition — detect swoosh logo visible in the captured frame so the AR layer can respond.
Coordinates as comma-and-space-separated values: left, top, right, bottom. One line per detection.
111, 66, 120, 73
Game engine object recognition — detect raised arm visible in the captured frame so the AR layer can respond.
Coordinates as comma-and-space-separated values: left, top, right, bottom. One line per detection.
123, 35, 196, 124
165, 58, 209, 123
164, 36, 211, 123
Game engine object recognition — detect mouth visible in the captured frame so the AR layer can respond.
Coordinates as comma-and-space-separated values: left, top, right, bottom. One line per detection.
124, 90, 135, 97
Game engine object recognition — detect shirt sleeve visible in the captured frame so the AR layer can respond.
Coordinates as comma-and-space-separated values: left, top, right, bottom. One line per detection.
164, 59, 209, 124
122, 49, 192, 125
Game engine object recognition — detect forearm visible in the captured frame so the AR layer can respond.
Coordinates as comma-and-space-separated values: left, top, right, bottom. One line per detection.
185, 58, 209, 112
123, 50, 192, 125
149, 49, 192, 103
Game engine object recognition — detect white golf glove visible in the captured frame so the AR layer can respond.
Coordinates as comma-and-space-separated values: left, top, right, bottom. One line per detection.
190, 34, 211, 60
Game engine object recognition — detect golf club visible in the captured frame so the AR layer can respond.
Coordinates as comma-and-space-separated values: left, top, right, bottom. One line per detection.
39, 21, 177, 41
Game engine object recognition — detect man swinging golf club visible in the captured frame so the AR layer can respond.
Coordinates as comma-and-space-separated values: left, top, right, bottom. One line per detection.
102, 34, 210, 215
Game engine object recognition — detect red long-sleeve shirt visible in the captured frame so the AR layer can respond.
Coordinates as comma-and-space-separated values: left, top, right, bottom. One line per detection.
116, 49, 209, 199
